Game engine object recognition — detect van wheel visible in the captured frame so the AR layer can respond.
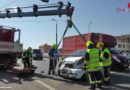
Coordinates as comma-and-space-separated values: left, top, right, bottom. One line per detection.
81, 73, 89, 81
120, 67, 125, 71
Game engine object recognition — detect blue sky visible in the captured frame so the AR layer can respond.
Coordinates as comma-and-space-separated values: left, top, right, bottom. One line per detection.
0, 0, 130, 49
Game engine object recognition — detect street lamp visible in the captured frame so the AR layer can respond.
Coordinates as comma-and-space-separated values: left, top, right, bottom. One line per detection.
52, 19, 58, 49
88, 21, 92, 33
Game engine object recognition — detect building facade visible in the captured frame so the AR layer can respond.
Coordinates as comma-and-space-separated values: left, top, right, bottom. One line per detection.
39, 44, 52, 56
115, 34, 130, 54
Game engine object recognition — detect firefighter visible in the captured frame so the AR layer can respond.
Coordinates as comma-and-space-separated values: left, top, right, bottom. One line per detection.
84, 41, 102, 90
48, 44, 58, 75
97, 42, 112, 85
22, 47, 32, 68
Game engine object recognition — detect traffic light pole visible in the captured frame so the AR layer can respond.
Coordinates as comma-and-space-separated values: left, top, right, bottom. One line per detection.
0, 9, 71, 18
0, 2, 74, 18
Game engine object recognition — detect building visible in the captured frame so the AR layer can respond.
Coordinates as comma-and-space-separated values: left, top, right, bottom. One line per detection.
115, 34, 130, 54
39, 44, 52, 56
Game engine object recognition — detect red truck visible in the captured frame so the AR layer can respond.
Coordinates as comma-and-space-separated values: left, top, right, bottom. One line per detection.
62, 33, 129, 70
0, 25, 23, 69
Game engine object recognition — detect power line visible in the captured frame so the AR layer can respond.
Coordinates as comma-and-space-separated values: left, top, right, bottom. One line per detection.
0, 19, 66, 22
0, 0, 18, 10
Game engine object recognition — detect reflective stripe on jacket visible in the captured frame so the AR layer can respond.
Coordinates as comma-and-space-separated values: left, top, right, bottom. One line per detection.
22, 50, 32, 62
99, 48, 111, 66
84, 48, 100, 72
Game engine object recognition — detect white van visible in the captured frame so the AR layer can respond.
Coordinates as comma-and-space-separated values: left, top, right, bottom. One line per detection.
58, 49, 88, 80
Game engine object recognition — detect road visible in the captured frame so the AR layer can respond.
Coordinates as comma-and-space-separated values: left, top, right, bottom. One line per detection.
0, 59, 130, 90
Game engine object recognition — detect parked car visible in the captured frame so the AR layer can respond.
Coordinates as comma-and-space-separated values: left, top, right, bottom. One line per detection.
108, 47, 129, 70
58, 49, 88, 80
32, 49, 43, 60
126, 54, 130, 65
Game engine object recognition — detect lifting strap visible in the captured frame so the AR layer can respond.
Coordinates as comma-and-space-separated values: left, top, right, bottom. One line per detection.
57, 21, 87, 49
72, 22, 87, 43
57, 25, 69, 48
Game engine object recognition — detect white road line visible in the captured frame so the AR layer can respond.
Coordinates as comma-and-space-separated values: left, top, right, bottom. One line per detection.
35, 80, 56, 90
0, 87, 12, 88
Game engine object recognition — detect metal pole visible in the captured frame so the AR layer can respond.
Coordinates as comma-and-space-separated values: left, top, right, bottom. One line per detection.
52, 19, 58, 49
16, 29, 21, 43
88, 21, 92, 33
56, 21, 58, 49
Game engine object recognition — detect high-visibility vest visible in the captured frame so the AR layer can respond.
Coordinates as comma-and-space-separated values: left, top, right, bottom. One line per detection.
22, 50, 32, 62
84, 48, 100, 72
99, 48, 111, 66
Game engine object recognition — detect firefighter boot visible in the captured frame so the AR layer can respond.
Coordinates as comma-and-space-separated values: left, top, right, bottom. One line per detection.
104, 81, 110, 85
89, 84, 95, 90
48, 71, 51, 75
97, 83, 102, 89
52, 70, 55, 75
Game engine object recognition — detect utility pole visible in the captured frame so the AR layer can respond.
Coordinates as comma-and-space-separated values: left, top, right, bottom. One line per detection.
88, 21, 92, 33
52, 19, 58, 49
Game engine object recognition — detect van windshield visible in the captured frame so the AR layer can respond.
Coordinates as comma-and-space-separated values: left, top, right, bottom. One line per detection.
108, 47, 120, 54
69, 49, 86, 57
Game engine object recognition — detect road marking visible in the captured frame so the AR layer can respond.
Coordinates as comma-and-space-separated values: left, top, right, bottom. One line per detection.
0, 87, 12, 88
35, 80, 56, 90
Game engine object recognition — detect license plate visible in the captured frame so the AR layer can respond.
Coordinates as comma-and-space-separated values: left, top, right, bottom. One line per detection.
69, 74, 75, 78
124, 64, 128, 67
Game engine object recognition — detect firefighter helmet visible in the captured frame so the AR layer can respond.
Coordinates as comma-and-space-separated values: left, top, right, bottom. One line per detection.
97, 42, 104, 49
86, 41, 94, 48
28, 47, 32, 51
52, 44, 56, 49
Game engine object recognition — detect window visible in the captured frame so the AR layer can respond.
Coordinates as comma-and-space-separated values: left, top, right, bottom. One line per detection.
118, 44, 122, 48
123, 44, 125, 48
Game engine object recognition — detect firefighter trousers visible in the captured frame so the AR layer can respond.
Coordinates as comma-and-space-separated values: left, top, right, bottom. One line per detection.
102, 66, 110, 82
48, 59, 57, 73
88, 70, 102, 87
24, 59, 30, 68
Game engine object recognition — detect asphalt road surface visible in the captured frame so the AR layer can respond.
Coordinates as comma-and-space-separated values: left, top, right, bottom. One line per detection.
0, 59, 130, 90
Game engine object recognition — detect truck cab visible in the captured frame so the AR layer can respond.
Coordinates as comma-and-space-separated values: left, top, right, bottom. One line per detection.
0, 26, 23, 68
32, 49, 43, 60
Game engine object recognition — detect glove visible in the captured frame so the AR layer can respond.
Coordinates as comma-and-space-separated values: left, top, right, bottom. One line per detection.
21, 57, 25, 63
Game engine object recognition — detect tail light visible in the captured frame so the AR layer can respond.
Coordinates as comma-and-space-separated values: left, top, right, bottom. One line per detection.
13, 58, 17, 62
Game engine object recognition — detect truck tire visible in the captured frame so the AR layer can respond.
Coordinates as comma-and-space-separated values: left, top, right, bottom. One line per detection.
58, 69, 61, 76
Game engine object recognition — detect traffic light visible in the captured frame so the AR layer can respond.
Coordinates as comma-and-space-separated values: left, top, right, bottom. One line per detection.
40, 0, 49, 3
58, 1, 63, 17
66, 2, 71, 16
6, 9, 10, 18
33, 4, 38, 16
17, 7, 22, 17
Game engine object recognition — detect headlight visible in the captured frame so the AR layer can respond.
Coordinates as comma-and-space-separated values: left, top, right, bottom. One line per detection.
113, 56, 120, 63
